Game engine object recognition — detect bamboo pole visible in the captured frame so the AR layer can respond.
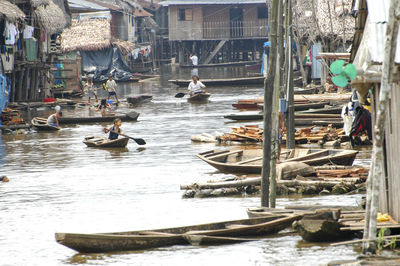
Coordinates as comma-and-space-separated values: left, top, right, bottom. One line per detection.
261, 0, 278, 207
363, 0, 400, 254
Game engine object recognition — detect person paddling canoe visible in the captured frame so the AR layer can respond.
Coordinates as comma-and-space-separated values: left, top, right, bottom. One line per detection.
104, 118, 124, 140
188, 75, 206, 95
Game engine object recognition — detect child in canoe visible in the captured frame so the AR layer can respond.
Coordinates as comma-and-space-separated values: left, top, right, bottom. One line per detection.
104, 118, 124, 140
47, 111, 62, 128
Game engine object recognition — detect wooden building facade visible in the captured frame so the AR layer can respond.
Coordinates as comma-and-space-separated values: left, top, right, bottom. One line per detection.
160, 0, 268, 65
351, 0, 400, 221
0, 0, 71, 103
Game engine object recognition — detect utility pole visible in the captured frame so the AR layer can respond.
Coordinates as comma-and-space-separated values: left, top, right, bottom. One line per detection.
261, 0, 278, 207
363, 0, 400, 254
285, 0, 295, 149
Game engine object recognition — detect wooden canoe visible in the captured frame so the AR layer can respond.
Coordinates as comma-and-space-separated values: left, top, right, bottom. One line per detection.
83, 137, 129, 148
196, 149, 358, 174
169, 76, 264, 87
58, 112, 139, 124
232, 102, 328, 112
31, 117, 60, 131
55, 215, 301, 253
180, 60, 261, 68
188, 93, 211, 102
127, 95, 153, 105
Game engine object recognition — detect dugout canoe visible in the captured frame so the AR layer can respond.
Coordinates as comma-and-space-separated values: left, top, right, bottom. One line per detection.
169, 76, 264, 87
55, 215, 301, 253
58, 112, 139, 124
83, 137, 129, 148
233, 102, 328, 111
31, 117, 60, 131
180, 60, 260, 68
196, 149, 358, 174
188, 93, 211, 102
126, 95, 153, 105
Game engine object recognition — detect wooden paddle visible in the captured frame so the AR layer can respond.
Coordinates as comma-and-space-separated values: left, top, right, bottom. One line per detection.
108, 129, 146, 145
175, 92, 186, 98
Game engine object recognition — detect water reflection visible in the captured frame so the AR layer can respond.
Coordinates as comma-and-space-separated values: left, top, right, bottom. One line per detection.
0, 65, 370, 266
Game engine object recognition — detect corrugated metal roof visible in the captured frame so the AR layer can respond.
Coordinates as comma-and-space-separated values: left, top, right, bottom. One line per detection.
160, 0, 266, 6
353, 0, 400, 66
68, 0, 109, 11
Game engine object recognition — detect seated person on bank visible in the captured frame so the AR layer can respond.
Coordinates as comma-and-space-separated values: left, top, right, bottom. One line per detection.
187, 75, 206, 95
47, 111, 62, 128
96, 99, 112, 116
104, 118, 124, 140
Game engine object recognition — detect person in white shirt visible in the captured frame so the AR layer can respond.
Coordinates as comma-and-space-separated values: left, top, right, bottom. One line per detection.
189, 53, 198, 66
187, 75, 206, 95
105, 75, 119, 103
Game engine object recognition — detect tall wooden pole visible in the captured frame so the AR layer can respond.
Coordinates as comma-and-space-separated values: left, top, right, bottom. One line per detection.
363, 0, 400, 253
261, 0, 278, 207
285, 0, 295, 149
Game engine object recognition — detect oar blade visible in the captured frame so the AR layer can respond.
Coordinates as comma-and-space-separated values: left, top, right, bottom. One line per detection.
133, 138, 146, 145
175, 92, 186, 98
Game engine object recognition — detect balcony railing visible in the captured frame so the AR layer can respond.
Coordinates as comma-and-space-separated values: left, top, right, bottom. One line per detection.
203, 19, 268, 39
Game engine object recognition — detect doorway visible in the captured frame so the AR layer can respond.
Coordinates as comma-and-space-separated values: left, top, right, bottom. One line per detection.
229, 7, 243, 37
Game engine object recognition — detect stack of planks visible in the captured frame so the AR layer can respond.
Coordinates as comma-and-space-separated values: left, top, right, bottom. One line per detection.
282, 126, 349, 145
218, 125, 263, 143
316, 168, 369, 180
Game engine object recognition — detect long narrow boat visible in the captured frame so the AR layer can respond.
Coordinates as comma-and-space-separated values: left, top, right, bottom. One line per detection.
169, 76, 264, 87
127, 95, 153, 105
188, 93, 211, 103
83, 137, 129, 148
55, 215, 301, 253
180, 60, 261, 68
31, 117, 60, 131
196, 149, 358, 174
232, 102, 328, 111
58, 112, 139, 124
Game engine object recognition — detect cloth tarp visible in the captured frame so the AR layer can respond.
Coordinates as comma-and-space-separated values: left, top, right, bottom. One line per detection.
81, 47, 132, 82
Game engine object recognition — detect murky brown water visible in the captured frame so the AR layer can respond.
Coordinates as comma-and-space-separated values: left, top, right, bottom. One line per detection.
0, 66, 368, 266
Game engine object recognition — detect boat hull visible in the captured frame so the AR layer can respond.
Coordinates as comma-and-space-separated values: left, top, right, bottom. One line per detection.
31, 117, 60, 131
59, 112, 139, 124
169, 76, 264, 87
197, 149, 358, 174
83, 137, 129, 148
188, 93, 211, 102
55, 215, 301, 253
127, 96, 153, 105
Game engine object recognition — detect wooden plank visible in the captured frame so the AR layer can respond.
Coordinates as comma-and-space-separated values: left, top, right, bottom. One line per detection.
206, 150, 243, 160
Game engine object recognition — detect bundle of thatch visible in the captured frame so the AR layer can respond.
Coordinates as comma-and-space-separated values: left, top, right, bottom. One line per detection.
61, 18, 112, 52
294, 0, 354, 43
34, 1, 67, 34
112, 39, 135, 56
0, 0, 26, 22
30, 0, 50, 8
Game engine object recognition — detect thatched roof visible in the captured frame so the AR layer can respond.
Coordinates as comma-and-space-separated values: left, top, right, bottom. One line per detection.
294, 0, 355, 43
34, 1, 68, 34
113, 39, 135, 55
30, 0, 50, 8
0, 0, 26, 22
61, 18, 112, 52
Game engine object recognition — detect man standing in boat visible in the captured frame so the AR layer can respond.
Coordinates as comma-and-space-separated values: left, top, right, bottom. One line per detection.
188, 75, 206, 95
189, 53, 198, 66
106, 75, 120, 103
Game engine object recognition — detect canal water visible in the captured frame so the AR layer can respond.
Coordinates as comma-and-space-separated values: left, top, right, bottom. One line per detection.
0, 66, 368, 266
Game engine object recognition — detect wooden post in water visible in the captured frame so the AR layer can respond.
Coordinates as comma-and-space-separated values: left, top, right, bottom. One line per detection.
363, 0, 400, 253
261, 0, 278, 207
285, 0, 295, 149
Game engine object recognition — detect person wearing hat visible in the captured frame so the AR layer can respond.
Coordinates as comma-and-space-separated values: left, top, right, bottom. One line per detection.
105, 75, 119, 103
187, 75, 206, 95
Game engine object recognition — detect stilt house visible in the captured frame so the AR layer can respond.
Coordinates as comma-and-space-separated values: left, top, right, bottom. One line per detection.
159, 0, 269, 65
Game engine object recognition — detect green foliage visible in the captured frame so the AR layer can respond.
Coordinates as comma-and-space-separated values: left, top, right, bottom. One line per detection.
329, 60, 357, 88
377, 228, 387, 250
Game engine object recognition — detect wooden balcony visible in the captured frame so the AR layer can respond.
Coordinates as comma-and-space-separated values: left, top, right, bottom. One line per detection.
203, 19, 268, 39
